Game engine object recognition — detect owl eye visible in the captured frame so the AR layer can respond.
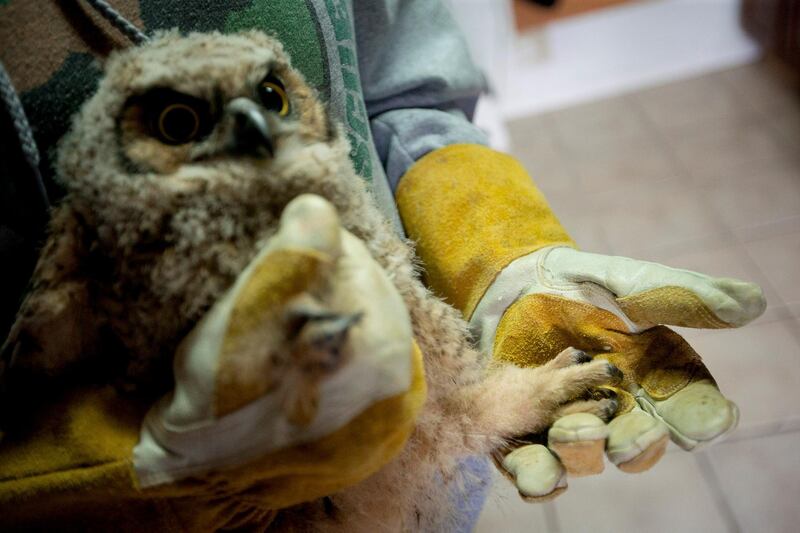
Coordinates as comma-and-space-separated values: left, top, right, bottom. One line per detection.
258, 75, 290, 116
157, 103, 201, 144
139, 90, 212, 145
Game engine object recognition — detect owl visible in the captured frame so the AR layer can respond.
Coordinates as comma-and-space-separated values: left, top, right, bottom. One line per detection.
1, 30, 620, 530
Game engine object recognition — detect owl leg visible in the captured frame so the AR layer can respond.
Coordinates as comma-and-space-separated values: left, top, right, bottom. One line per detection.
454, 348, 622, 449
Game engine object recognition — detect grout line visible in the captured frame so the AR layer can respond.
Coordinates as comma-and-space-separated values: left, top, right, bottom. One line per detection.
738, 244, 800, 351
736, 215, 800, 243
695, 453, 744, 533
716, 420, 795, 446
779, 316, 800, 359
714, 420, 791, 446
663, 418, 800, 456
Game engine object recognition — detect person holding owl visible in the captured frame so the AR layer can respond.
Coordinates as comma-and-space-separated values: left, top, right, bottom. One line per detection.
0, 0, 765, 531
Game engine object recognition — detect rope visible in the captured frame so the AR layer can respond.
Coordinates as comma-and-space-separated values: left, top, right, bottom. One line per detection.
83, 0, 149, 45
0, 62, 50, 210
0, 2, 148, 214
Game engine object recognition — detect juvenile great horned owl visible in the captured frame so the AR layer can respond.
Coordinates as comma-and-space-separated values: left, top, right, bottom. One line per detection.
3, 31, 619, 530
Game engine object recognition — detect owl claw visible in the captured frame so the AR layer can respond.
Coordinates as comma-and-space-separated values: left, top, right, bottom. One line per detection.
281, 302, 362, 427
274, 291, 363, 428
289, 299, 362, 376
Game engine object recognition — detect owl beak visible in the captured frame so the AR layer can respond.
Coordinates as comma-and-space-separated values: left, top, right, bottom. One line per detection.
227, 97, 273, 157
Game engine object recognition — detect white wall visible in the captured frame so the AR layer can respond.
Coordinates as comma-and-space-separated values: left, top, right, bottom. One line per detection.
447, 0, 761, 122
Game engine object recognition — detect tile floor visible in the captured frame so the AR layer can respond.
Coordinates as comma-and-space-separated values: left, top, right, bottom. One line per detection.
475, 61, 800, 533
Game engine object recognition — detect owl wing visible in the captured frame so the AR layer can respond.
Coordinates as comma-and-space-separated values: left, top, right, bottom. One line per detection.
1, 206, 98, 384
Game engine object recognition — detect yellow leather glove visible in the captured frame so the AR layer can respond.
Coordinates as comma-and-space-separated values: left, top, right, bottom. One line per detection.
397, 144, 765, 501
0, 195, 425, 530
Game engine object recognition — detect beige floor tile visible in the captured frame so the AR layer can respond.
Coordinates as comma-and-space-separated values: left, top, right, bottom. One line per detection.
588, 180, 727, 257
507, 113, 559, 153
549, 95, 650, 155
474, 471, 550, 533
789, 302, 800, 322
701, 157, 800, 237
670, 117, 788, 182
551, 451, 729, 533
634, 74, 747, 136
508, 112, 562, 164
744, 231, 800, 305
735, 214, 800, 244
508, 114, 582, 198
704, 430, 800, 533
778, 416, 800, 435
556, 209, 616, 254
770, 111, 800, 151
643, 242, 764, 285
524, 156, 581, 200
678, 130, 799, 182
674, 320, 800, 431
569, 135, 680, 193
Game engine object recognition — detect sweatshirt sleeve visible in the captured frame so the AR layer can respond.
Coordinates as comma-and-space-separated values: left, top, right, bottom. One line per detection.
352, 0, 489, 191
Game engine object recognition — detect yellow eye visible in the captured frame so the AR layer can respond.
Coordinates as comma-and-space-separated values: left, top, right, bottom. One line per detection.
157, 102, 201, 144
258, 77, 290, 116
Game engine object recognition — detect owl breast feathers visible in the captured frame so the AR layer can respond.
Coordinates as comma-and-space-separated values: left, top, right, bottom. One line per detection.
13, 30, 373, 386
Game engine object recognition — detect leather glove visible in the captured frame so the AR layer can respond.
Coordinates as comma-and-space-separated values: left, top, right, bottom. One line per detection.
134, 194, 425, 502
0, 194, 425, 530
472, 245, 764, 499
396, 144, 765, 501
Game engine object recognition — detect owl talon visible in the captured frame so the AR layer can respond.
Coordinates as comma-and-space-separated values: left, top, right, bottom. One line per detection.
278, 303, 362, 427
290, 304, 362, 375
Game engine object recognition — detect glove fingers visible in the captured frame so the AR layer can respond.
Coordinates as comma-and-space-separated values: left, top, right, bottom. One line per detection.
616, 282, 765, 330
603, 328, 737, 450
547, 413, 608, 476
636, 379, 739, 451
499, 443, 568, 501
606, 408, 669, 473
544, 248, 766, 329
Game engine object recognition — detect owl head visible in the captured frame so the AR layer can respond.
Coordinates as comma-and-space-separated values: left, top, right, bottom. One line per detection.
57, 30, 353, 216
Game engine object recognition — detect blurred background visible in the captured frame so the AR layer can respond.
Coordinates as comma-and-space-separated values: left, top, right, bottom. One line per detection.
445, 0, 800, 531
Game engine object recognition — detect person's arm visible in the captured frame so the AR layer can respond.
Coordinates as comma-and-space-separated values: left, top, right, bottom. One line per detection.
355, 0, 766, 503
353, 0, 489, 191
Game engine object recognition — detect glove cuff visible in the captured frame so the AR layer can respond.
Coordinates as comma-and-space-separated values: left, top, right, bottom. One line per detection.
396, 144, 575, 318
